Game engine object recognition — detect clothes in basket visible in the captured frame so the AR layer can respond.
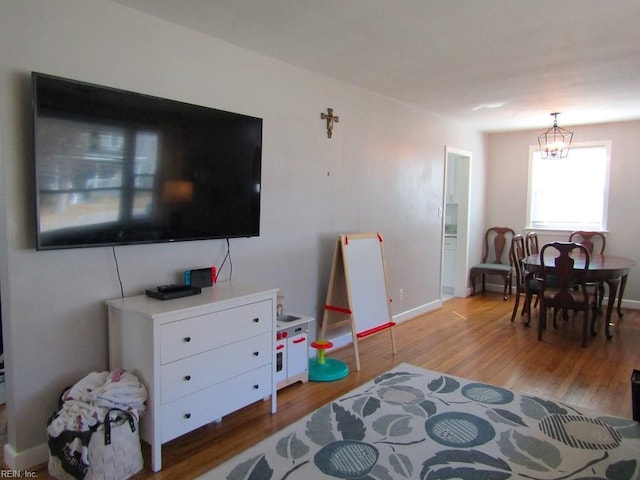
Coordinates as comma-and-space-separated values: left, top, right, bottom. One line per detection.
47, 369, 147, 480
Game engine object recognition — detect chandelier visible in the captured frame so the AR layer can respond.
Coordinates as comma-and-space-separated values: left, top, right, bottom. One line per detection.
537, 112, 573, 158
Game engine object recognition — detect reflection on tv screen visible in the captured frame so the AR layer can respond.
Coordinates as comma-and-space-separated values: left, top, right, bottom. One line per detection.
37, 117, 158, 232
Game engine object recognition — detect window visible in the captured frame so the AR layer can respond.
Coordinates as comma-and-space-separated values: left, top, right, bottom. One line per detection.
527, 141, 611, 231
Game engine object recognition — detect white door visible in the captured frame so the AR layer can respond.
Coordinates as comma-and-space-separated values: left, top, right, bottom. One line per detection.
442, 147, 471, 298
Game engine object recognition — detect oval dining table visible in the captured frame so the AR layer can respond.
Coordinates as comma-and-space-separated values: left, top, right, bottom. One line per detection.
523, 253, 636, 341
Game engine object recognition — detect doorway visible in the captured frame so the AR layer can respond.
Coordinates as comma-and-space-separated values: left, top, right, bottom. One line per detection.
442, 147, 471, 299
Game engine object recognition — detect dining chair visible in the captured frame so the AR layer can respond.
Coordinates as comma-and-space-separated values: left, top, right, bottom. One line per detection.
525, 231, 545, 309
525, 231, 539, 256
509, 234, 541, 324
470, 226, 515, 300
568, 231, 606, 255
538, 242, 592, 347
569, 231, 606, 312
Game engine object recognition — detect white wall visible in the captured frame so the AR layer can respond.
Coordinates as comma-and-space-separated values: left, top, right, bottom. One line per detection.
0, 0, 486, 468
487, 122, 640, 303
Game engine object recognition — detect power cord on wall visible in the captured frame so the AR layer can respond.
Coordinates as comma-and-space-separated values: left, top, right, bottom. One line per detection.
111, 239, 231, 298
217, 238, 233, 282
112, 246, 125, 298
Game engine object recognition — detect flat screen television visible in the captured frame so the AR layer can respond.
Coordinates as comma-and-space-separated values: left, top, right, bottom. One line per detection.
32, 72, 262, 250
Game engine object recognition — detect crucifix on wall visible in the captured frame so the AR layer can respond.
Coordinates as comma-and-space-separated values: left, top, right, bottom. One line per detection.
321, 108, 339, 138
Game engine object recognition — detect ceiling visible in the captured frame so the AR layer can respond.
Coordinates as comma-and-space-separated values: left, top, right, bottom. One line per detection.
111, 0, 640, 132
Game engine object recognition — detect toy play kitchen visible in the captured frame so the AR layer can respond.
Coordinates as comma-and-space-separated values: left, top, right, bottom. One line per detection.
275, 313, 313, 390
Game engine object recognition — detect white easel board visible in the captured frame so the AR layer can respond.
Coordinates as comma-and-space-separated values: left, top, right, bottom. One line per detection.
321, 232, 396, 370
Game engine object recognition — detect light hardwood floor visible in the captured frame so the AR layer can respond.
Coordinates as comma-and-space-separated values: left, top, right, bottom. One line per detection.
7, 292, 640, 479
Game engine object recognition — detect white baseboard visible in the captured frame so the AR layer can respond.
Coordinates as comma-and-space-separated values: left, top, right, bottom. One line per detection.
324, 299, 443, 352
3, 441, 49, 472
393, 298, 443, 323
618, 298, 640, 310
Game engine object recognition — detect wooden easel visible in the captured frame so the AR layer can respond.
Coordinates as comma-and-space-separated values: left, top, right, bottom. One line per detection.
320, 233, 396, 371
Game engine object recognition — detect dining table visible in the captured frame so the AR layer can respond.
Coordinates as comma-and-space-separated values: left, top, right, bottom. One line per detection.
523, 252, 636, 340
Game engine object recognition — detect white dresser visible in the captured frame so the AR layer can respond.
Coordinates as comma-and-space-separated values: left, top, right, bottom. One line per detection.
106, 282, 278, 472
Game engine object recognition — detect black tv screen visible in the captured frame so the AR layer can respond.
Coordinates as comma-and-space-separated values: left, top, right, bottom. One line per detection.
32, 72, 262, 250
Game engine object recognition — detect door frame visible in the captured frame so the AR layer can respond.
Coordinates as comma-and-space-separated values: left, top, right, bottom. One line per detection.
442, 146, 472, 298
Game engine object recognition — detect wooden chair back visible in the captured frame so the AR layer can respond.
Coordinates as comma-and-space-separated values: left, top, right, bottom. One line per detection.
510, 234, 541, 323
569, 231, 606, 255
525, 231, 539, 256
510, 234, 527, 288
482, 227, 515, 265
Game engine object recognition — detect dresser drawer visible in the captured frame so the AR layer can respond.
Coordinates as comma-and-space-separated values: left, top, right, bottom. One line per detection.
160, 364, 272, 442
160, 331, 271, 404
160, 300, 272, 364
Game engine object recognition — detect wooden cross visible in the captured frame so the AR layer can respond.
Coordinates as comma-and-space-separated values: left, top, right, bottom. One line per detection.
321, 108, 339, 138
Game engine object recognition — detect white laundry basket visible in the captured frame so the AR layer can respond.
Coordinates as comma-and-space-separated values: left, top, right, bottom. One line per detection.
47, 369, 147, 480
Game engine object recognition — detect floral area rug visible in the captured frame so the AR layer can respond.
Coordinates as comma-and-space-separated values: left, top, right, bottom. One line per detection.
198, 363, 640, 480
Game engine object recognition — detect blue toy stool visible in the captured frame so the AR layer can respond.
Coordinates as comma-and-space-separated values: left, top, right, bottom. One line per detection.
308, 340, 349, 381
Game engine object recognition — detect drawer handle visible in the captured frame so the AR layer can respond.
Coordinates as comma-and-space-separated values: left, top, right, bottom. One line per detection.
253, 351, 260, 356
184, 413, 191, 419
292, 337, 306, 344
184, 375, 191, 381
184, 336, 192, 343
253, 317, 260, 323
253, 384, 259, 389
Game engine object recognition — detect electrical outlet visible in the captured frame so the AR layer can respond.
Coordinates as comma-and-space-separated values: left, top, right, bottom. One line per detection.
398, 288, 404, 301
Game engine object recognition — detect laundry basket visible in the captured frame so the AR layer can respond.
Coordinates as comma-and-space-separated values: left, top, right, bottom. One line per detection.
47, 369, 147, 480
